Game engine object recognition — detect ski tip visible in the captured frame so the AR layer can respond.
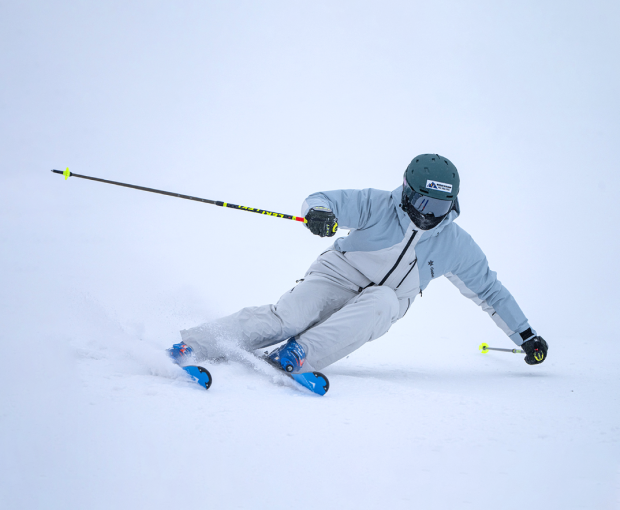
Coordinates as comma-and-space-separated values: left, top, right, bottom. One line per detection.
291, 371, 329, 396
183, 365, 212, 390
314, 372, 329, 395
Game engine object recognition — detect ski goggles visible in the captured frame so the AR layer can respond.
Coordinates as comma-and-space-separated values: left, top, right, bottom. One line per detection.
403, 178, 454, 217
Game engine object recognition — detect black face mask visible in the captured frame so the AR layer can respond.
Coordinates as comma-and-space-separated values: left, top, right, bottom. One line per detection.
401, 184, 455, 230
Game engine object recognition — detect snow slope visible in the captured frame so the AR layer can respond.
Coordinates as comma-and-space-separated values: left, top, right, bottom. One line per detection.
2, 286, 618, 509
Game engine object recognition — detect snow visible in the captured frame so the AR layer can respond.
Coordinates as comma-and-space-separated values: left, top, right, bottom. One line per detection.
2, 1, 620, 509
2, 293, 618, 509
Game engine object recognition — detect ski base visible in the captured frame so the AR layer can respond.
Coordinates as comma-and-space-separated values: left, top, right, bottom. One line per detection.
182, 365, 212, 390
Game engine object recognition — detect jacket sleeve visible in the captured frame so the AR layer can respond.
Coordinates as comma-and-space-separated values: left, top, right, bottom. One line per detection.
444, 226, 535, 346
302, 189, 380, 230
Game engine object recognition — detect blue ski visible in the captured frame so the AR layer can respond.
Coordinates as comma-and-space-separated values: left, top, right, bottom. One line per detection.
169, 350, 328, 395
182, 365, 212, 390
290, 371, 330, 396
261, 355, 329, 396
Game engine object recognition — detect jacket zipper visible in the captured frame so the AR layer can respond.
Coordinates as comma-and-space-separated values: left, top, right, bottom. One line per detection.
378, 231, 417, 286
396, 258, 417, 289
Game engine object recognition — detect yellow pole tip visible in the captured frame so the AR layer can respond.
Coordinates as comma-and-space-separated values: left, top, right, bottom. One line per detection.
63, 167, 70, 180
479, 343, 489, 353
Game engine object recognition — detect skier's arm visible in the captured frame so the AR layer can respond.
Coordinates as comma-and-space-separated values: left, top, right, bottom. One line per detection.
302, 189, 376, 230
445, 228, 536, 346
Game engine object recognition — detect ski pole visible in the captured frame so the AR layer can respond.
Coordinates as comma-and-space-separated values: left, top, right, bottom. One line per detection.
479, 343, 524, 354
51, 168, 308, 224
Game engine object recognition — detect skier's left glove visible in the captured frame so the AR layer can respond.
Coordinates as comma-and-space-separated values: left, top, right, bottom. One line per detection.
305, 207, 338, 237
521, 336, 548, 365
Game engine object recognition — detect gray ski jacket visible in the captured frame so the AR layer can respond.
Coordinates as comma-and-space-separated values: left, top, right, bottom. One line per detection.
302, 186, 535, 346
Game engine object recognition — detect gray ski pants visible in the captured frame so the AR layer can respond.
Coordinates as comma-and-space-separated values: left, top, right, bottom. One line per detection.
180, 273, 401, 372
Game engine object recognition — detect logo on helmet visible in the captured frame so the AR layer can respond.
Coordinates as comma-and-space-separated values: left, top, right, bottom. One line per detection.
426, 180, 452, 193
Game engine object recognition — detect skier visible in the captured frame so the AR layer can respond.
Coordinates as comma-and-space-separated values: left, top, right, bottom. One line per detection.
169, 154, 548, 373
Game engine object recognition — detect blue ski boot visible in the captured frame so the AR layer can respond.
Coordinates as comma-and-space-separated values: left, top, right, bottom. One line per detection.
268, 338, 306, 373
266, 339, 329, 395
167, 342, 194, 365
167, 343, 212, 390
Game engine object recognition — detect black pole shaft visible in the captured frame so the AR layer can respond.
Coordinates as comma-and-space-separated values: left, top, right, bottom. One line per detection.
50, 169, 306, 223
51, 169, 217, 205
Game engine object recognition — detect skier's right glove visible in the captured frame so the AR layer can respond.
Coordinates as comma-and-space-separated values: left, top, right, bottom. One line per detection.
521, 336, 549, 365
305, 207, 338, 237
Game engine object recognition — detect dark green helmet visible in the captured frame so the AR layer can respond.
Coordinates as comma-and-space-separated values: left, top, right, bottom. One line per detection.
402, 154, 460, 230
404, 154, 459, 200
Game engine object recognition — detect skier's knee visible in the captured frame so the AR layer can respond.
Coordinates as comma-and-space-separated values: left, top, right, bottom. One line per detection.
362, 286, 399, 321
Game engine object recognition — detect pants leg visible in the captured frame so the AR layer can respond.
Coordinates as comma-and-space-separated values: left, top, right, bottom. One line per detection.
297, 286, 400, 371
180, 274, 357, 361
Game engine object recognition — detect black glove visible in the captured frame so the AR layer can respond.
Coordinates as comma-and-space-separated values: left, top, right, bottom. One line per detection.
521, 336, 548, 365
305, 207, 338, 237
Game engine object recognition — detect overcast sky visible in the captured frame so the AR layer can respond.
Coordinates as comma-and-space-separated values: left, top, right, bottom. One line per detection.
1, 0, 619, 345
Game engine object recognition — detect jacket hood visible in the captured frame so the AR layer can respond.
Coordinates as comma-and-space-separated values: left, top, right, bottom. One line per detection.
391, 185, 460, 239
